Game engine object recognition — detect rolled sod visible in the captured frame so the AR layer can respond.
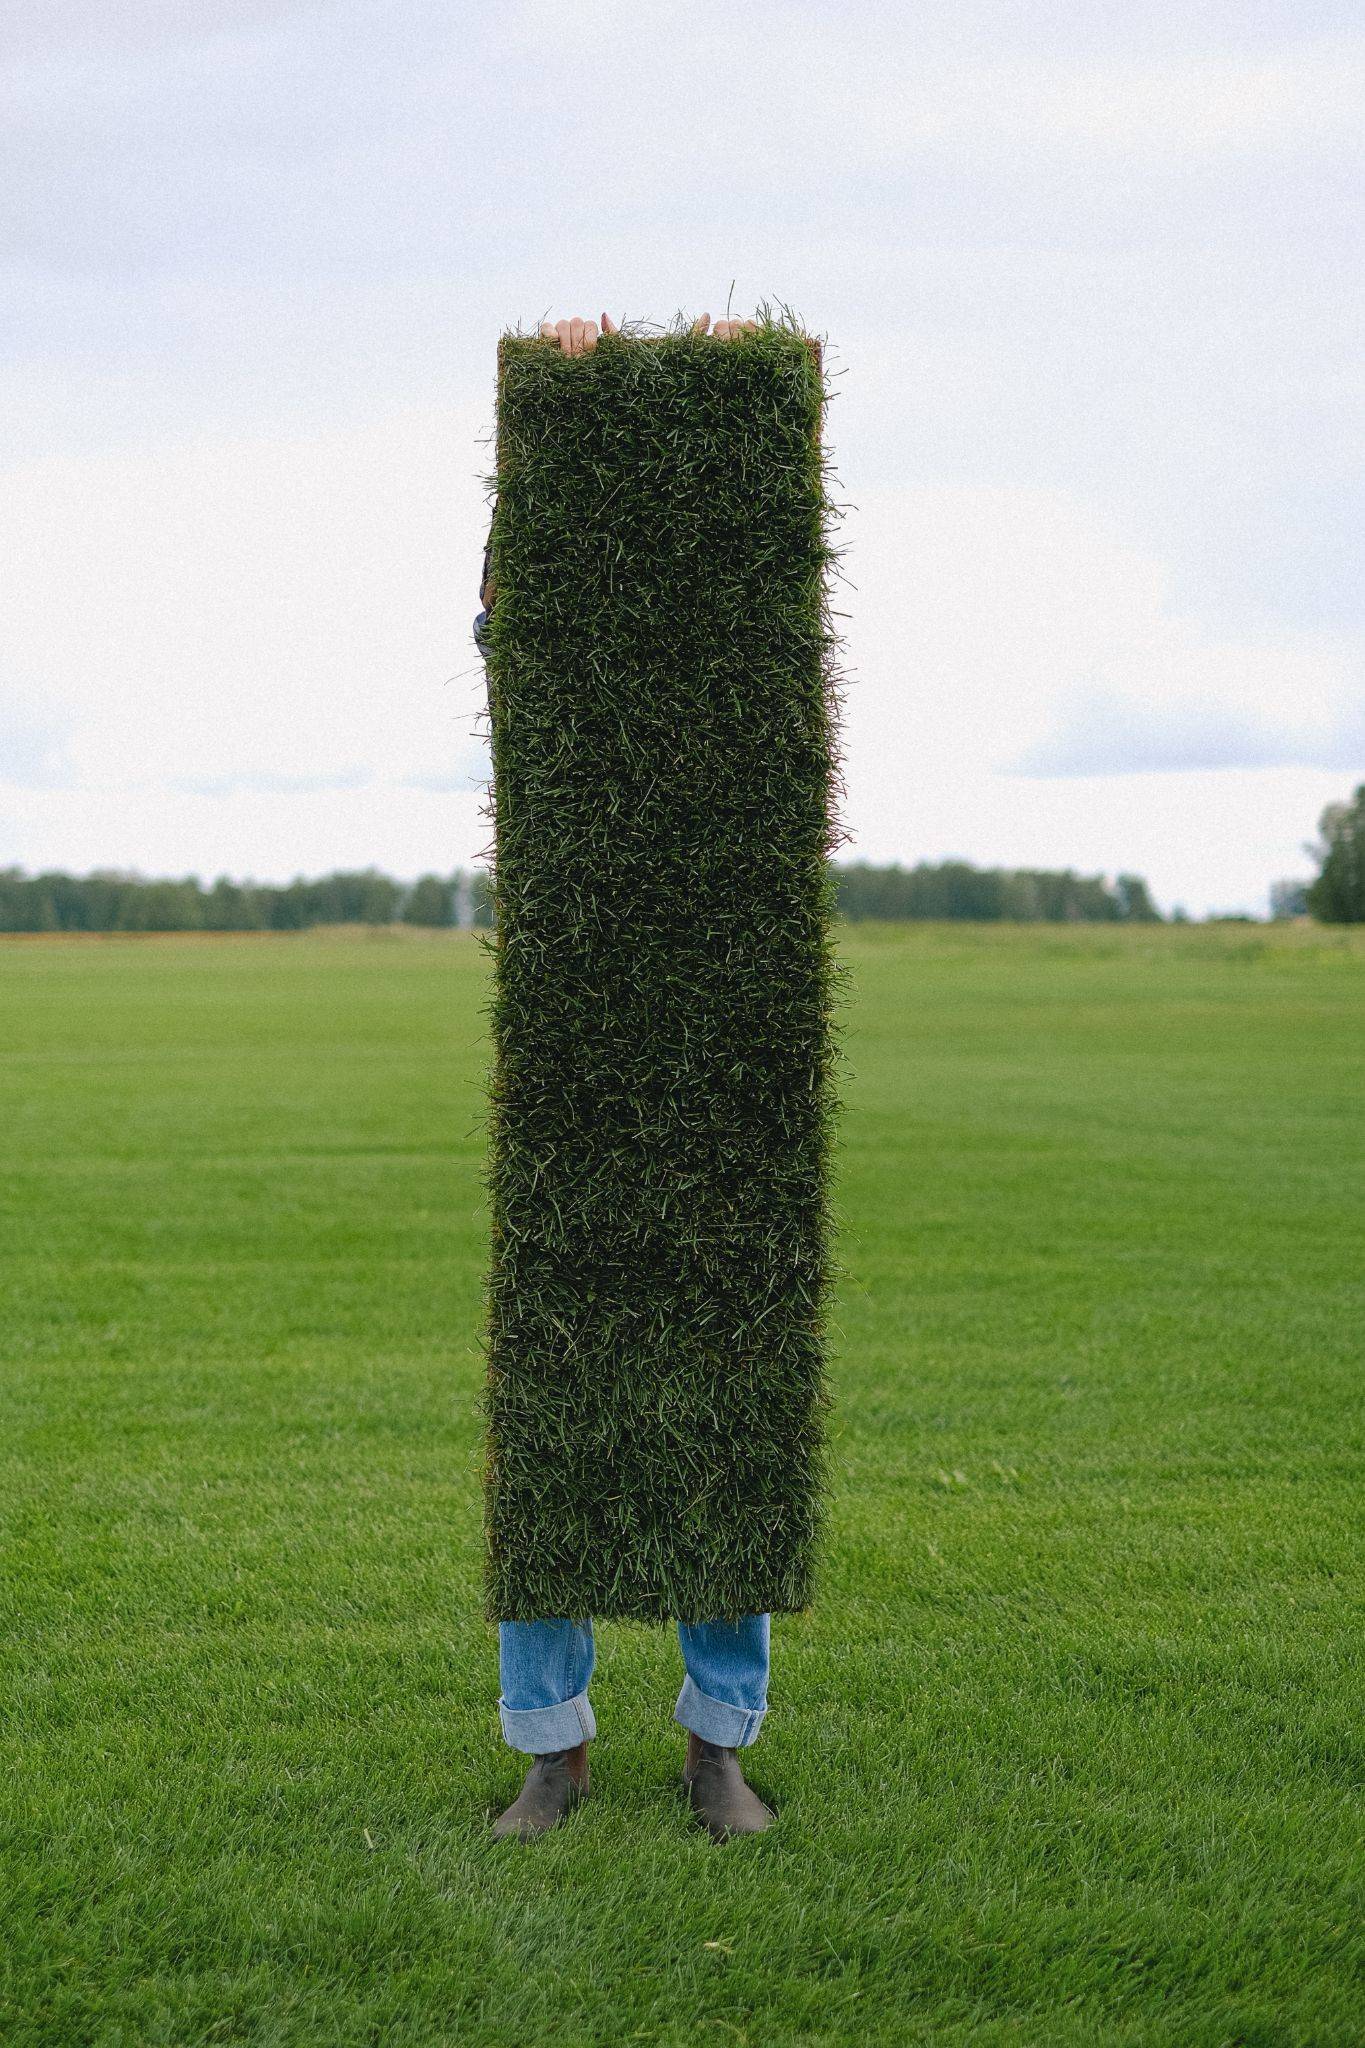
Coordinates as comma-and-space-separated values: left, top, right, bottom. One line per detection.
481, 317, 843, 1623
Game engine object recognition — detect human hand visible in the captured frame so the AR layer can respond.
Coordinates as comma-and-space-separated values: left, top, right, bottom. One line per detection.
538, 312, 619, 355
691, 313, 758, 340
538, 311, 759, 353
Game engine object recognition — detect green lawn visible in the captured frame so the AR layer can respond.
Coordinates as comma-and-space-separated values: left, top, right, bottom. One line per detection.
2, 923, 1362, 2047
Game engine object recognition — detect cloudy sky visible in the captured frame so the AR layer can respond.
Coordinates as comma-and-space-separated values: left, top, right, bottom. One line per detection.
3, 0, 1361, 915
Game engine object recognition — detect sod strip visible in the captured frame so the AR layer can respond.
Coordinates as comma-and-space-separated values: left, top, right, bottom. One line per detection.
481, 319, 842, 1623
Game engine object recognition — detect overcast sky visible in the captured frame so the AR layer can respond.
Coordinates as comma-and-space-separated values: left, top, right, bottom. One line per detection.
3, 0, 1361, 915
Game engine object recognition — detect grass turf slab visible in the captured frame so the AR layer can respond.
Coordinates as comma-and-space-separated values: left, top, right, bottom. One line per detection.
481, 318, 843, 1622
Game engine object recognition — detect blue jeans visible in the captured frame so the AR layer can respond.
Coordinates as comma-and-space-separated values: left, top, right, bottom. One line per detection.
498, 1614, 770, 1754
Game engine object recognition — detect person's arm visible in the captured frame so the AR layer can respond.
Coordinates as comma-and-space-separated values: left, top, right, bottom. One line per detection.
473, 524, 494, 657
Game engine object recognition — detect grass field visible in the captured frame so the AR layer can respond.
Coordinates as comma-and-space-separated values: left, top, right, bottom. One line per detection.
2, 923, 1362, 2046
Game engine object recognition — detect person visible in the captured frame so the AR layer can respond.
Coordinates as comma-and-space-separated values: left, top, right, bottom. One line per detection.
475, 309, 775, 1844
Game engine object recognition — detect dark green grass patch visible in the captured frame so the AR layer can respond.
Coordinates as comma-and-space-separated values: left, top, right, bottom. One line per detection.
1, 926, 1363, 2046
482, 318, 843, 1622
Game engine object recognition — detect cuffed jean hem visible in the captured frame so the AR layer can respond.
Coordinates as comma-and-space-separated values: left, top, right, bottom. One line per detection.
673, 1674, 767, 1749
498, 1688, 596, 1756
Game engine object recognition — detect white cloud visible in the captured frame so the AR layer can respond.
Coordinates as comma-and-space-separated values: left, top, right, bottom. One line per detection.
174, 767, 375, 796
835, 482, 1363, 907
957, 38, 1365, 161
0, 776, 491, 883
0, 402, 497, 878
0, 404, 492, 793
0, 711, 73, 788
1015, 681, 1365, 778
496, 8, 1365, 176
841, 482, 1363, 773
1, 1, 314, 60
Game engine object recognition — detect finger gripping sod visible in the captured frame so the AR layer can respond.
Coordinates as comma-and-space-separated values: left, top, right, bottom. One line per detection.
481, 315, 844, 1624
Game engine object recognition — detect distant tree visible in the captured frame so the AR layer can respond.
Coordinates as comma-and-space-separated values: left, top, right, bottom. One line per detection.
112, 879, 202, 931
266, 882, 309, 931
830, 859, 1160, 924
1305, 785, 1365, 924
296, 870, 403, 925
349, 870, 404, 924
1114, 874, 1161, 922
203, 877, 265, 929
1269, 879, 1310, 921
403, 874, 455, 926
0, 868, 56, 931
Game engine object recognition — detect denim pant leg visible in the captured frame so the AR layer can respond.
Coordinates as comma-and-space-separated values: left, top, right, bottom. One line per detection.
674, 1613, 770, 1748
498, 1618, 597, 1754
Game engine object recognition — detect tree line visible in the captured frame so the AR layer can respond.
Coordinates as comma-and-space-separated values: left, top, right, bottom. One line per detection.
6, 794, 1361, 931
832, 863, 1161, 923
0, 867, 494, 934
0, 860, 1161, 933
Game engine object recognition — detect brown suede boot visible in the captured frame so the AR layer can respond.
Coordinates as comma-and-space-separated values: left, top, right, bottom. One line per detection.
491, 1741, 589, 1841
682, 1732, 774, 1840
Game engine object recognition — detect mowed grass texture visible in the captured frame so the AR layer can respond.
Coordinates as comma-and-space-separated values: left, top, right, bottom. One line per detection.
484, 320, 840, 1622
2, 924, 1362, 2048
